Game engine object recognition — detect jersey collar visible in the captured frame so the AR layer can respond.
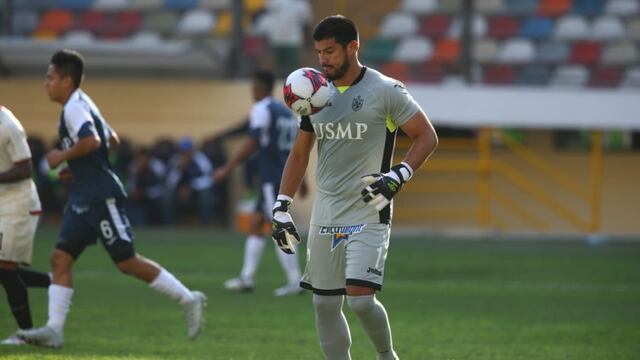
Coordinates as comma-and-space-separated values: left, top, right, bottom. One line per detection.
334, 66, 367, 94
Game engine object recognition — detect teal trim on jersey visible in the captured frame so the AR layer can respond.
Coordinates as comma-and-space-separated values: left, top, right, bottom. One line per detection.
336, 86, 350, 94
385, 113, 398, 132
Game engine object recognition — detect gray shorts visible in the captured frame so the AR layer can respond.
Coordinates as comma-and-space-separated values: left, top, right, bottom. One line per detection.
300, 223, 391, 295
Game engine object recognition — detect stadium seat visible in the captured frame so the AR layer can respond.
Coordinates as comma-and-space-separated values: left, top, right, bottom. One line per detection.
94, 0, 130, 11
164, 0, 198, 10
536, 41, 570, 63
419, 15, 451, 38
143, 11, 179, 35
380, 62, 411, 82
244, 0, 266, 15
401, 0, 437, 14
431, 38, 460, 64
569, 41, 601, 65
62, 30, 95, 45
476, 0, 505, 14
483, 64, 516, 84
550, 64, 589, 87
114, 11, 143, 35
447, 15, 487, 38
393, 36, 433, 64
474, 38, 498, 63
438, 0, 463, 14
627, 18, 640, 41
76, 11, 108, 33
591, 15, 625, 41
537, 0, 571, 17
605, 0, 640, 16
505, 0, 538, 15
213, 10, 232, 36
412, 63, 445, 83
588, 66, 622, 87
37, 9, 74, 35
130, 0, 164, 10
11, 9, 39, 36
362, 37, 397, 64
519, 16, 553, 39
553, 14, 589, 40
601, 41, 640, 66
516, 64, 552, 85
498, 38, 536, 63
176, 9, 215, 37
199, 0, 233, 10
379, 12, 419, 39
572, 0, 605, 16
57, 0, 92, 9
488, 16, 520, 39
621, 66, 640, 87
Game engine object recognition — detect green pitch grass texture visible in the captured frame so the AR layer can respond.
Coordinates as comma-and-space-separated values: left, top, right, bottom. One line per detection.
1, 227, 639, 359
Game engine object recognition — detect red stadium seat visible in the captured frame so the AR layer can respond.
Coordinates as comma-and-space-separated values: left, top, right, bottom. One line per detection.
569, 41, 602, 65
483, 64, 516, 85
537, 0, 572, 17
589, 66, 623, 87
381, 62, 411, 82
419, 15, 451, 38
115, 11, 142, 35
37, 10, 73, 34
488, 16, 520, 39
76, 11, 107, 33
431, 39, 460, 64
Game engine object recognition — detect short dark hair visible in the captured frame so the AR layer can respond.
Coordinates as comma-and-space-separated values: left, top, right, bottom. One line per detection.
253, 69, 275, 93
312, 15, 358, 47
50, 49, 84, 88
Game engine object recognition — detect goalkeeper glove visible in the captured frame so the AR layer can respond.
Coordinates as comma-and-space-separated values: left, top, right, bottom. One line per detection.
361, 162, 414, 211
272, 195, 301, 254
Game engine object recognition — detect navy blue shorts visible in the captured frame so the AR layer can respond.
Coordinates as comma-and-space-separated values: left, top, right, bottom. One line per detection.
254, 182, 279, 220
57, 198, 135, 263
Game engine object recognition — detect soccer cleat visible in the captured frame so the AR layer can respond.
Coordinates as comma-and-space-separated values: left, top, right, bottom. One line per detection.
16, 326, 63, 348
223, 277, 255, 292
1, 333, 27, 345
273, 284, 304, 297
183, 290, 207, 341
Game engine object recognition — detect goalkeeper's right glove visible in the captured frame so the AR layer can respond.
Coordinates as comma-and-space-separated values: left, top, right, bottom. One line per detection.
272, 195, 301, 254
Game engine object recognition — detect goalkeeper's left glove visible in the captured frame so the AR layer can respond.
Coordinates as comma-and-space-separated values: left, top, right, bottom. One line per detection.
361, 162, 414, 211
272, 195, 301, 254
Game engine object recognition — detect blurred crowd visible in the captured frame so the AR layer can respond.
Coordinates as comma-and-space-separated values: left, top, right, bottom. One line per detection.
28, 129, 256, 227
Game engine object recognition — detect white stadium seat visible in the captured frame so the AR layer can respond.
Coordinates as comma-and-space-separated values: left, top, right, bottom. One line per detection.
379, 12, 419, 39
401, 0, 437, 14
554, 14, 590, 41
393, 36, 433, 63
591, 15, 625, 41
498, 38, 535, 63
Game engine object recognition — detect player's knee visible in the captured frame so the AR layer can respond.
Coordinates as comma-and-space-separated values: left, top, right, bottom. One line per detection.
346, 295, 375, 315
116, 258, 136, 275
313, 294, 344, 315
50, 249, 73, 272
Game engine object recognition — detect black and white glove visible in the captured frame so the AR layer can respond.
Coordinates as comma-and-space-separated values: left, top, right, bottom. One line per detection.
272, 195, 301, 254
361, 162, 414, 211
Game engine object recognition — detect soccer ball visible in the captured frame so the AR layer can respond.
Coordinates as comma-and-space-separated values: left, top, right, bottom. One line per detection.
283, 67, 330, 116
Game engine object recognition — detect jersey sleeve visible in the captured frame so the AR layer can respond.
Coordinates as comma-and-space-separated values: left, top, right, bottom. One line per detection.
7, 120, 32, 163
385, 80, 420, 128
64, 102, 97, 139
248, 103, 270, 140
298, 115, 314, 132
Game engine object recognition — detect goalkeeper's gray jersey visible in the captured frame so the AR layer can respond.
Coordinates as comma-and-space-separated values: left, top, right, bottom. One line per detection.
299, 67, 420, 226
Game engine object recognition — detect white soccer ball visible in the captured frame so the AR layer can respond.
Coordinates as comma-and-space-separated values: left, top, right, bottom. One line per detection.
283, 67, 330, 116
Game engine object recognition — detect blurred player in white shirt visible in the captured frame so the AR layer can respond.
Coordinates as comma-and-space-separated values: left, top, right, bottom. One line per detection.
0, 106, 51, 345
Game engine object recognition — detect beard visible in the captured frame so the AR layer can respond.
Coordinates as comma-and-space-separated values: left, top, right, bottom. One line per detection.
325, 55, 350, 81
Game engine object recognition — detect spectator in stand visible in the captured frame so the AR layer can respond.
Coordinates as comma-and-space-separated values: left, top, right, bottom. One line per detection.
165, 137, 214, 225
126, 148, 167, 225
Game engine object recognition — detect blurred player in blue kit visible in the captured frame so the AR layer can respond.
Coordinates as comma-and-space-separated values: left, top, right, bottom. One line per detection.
17, 49, 206, 348
213, 69, 305, 296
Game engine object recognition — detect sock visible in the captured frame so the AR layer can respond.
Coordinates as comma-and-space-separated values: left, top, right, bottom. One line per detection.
46, 284, 74, 333
346, 295, 397, 360
149, 268, 195, 305
17, 267, 52, 288
0, 269, 33, 329
313, 295, 352, 360
275, 245, 301, 286
239, 235, 266, 283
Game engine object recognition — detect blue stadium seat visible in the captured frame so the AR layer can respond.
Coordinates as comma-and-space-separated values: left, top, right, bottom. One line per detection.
58, 0, 93, 10
516, 65, 551, 85
519, 16, 553, 40
572, 0, 605, 16
536, 41, 570, 63
164, 0, 198, 10
505, 0, 538, 15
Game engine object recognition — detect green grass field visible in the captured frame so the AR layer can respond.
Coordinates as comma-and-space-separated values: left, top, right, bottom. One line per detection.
1, 226, 639, 359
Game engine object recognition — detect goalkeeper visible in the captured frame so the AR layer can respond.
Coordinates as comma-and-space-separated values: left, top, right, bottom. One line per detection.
272, 15, 438, 360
